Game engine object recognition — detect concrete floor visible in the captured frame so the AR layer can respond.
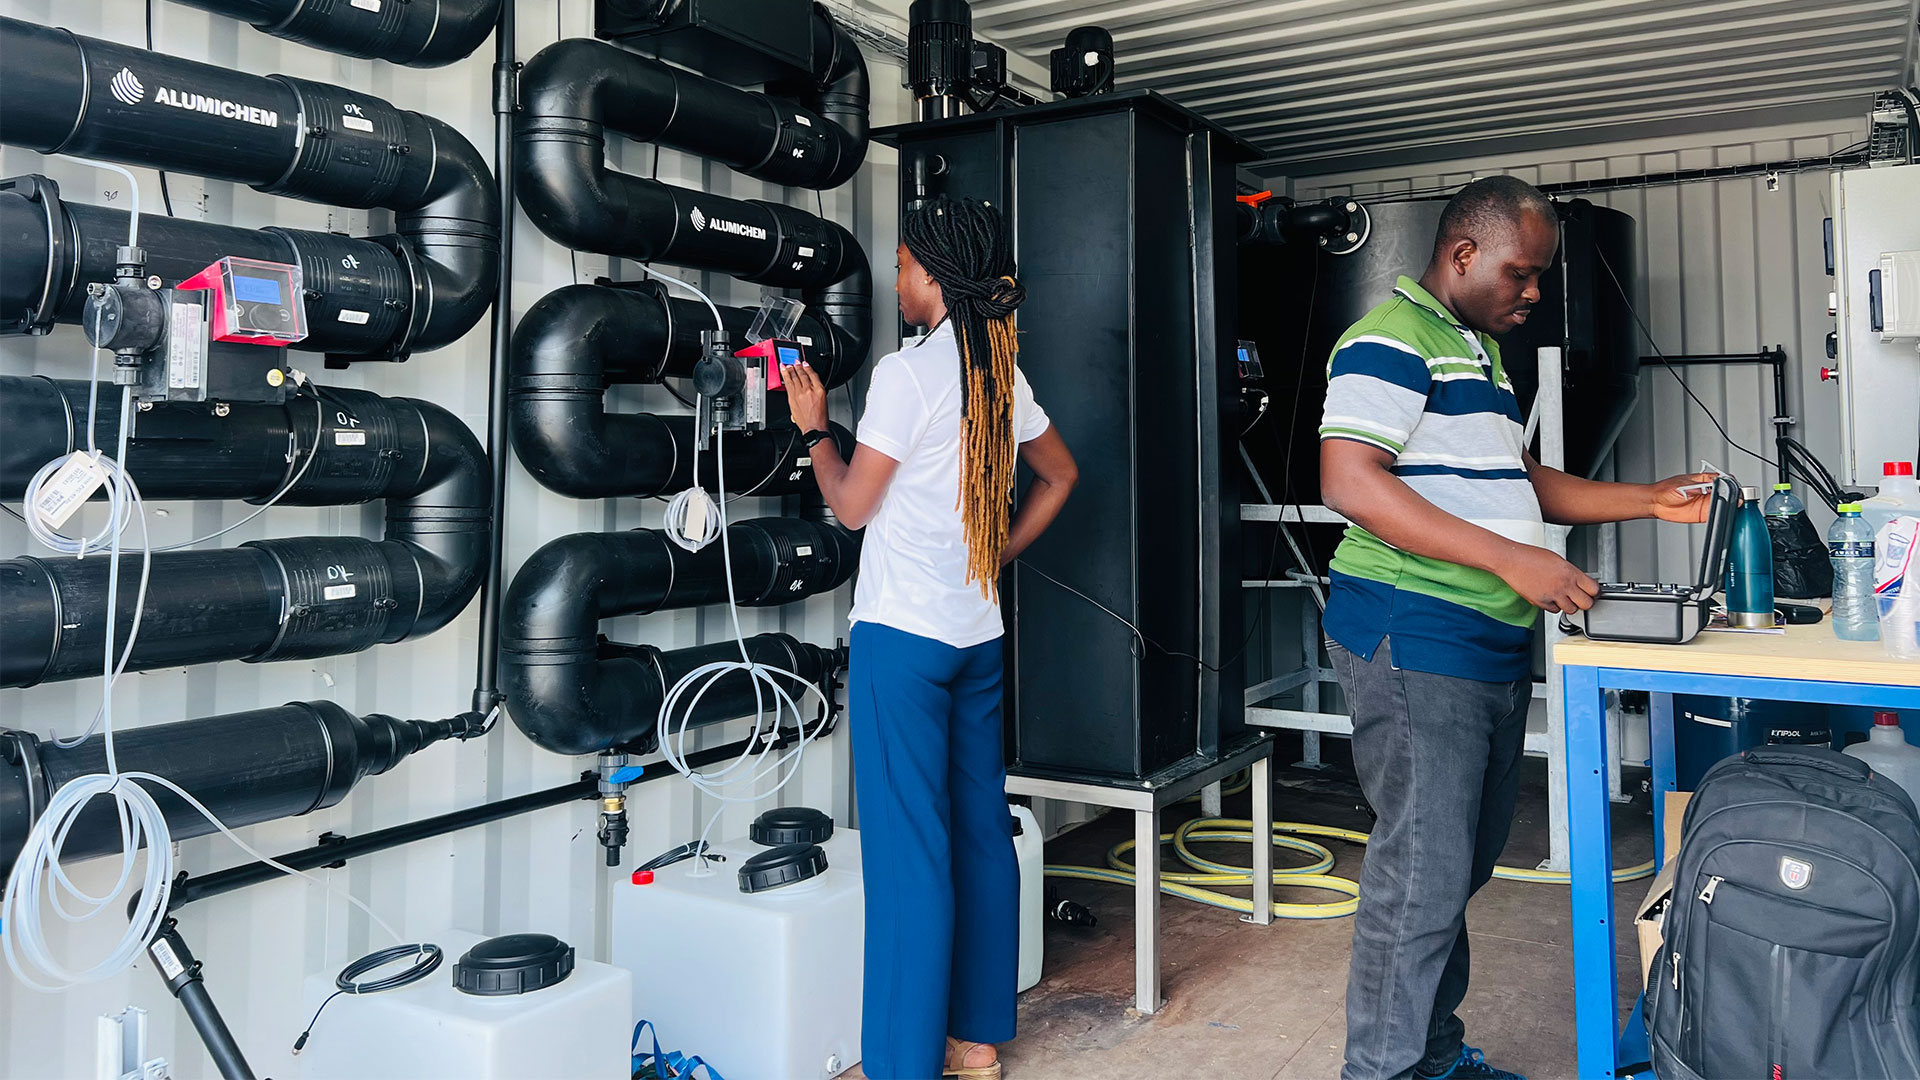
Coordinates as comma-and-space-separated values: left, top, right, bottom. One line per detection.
1000, 739, 1654, 1080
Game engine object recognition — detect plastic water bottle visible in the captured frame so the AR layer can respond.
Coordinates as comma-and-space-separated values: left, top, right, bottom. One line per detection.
1863, 461, 1920, 538
1876, 516, 1920, 660
1846, 712, 1920, 808
1764, 482, 1805, 518
1725, 485, 1775, 629
1830, 504, 1878, 641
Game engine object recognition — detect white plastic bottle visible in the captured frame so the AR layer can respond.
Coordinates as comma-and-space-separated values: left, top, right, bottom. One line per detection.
1829, 504, 1878, 641
1862, 461, 1920, 537
1011, 803, 1045, 993
1846, 712, 1920, 808
1878, 516, 1920, 660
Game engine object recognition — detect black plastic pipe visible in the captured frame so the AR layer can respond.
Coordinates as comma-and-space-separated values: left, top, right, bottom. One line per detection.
472, 0, 516, 717
506, 280, 868, 498
0, 18, 499, 361
501, 521, 855, 756
504, 629, 847, 757
148, 920, 255, 1080
171, 0, 501, 68
0, 377, 490, 686
0, 701, 486, 877
514, 11, 869, 282
171, 775, 597, 908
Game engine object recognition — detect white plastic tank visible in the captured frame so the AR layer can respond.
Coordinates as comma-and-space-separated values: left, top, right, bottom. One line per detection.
610, 824, 864, 1080
1846, 712, 1920, 807
1012, 803, 1045, 993
1862, 461, 1920, 537
297, 929, 632, 1080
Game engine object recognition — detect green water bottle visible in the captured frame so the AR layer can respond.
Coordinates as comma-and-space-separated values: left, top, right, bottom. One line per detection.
1725, 484, 1775, 629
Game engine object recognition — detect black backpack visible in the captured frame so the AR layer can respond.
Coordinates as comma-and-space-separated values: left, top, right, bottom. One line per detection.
1648, 746, 1920, 1080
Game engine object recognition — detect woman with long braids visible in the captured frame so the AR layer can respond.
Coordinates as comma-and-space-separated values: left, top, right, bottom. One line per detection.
786, 195, 1078, 1079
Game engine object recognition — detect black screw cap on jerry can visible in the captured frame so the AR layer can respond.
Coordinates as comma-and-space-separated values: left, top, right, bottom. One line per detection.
750, 806, 835, 846
738, 842, 829, 893
452, 933, 575, 996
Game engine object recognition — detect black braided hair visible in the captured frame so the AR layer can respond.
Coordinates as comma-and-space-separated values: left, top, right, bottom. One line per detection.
901, 195, 1026, 598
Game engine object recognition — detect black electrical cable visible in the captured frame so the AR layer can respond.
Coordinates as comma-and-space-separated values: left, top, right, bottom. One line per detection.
291, 943, 444, 1055
144, 0, 176, 217
1594, 245, 1783, 473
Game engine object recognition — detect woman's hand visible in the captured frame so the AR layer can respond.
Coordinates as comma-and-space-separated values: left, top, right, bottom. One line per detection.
784, 361, 830, 433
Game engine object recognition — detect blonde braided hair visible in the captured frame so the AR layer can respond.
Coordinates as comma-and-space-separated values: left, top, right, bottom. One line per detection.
901, 196, 1025, 600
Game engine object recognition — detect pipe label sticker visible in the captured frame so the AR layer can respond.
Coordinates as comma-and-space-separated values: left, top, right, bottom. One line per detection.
351, 0, 381, 9
797, 247, 814, 258
343, 116, 374, 133
152, 87, 279, 129
32, 454, 108, 530
149, 940, 186, 982
337, 310, 371, 325
795, 545, 813, 557
324, 584, 357, 600
335, 431, 367, 446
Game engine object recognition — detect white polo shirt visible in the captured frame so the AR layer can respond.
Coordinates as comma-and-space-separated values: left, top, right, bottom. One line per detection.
847, 322, 1052, 649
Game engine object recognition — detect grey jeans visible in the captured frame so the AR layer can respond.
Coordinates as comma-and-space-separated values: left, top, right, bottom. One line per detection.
1330, 636, 1532, 1080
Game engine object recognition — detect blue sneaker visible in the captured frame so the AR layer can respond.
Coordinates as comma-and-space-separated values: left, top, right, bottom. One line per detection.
1416, 1045, 1526, 1080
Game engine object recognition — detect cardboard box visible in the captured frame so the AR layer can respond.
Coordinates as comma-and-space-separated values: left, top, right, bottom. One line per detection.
1635, 791, 1691, 989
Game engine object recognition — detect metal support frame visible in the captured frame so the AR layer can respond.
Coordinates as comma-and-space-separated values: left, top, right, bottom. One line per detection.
1564, 661, 1920, 1078
1006, 732, 1276, 1013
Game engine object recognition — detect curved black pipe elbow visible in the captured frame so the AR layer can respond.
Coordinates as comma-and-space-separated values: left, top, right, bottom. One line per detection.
514, 22, 868, 285
0, 20, 500, 358
508, 285, 854, 498
0, 378, 491, 685
171, 0, 501, 68
499, 519, 855, 755
792, 2, 872, 190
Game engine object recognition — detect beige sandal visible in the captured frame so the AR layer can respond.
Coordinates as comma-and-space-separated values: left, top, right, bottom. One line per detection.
943, 1037, 1002, 1079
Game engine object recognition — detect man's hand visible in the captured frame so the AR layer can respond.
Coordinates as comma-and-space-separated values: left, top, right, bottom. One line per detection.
1497, 544, 1601, 614
783, 361, 830, 434
1646, 472, 1719, 524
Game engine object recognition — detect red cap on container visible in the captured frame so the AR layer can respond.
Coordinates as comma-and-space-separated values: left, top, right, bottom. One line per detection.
631, 869, 654, 885
1875, 711, 1901, 727
1885, 462, 1915, 477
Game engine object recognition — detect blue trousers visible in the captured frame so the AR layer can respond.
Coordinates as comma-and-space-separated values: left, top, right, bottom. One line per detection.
849, 622, 1019, 1080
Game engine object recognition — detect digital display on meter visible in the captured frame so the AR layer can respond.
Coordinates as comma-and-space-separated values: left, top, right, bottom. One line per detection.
231, 275, 284, 305
178, 256, 308, 345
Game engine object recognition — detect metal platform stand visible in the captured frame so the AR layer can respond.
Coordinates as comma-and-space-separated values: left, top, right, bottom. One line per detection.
1005, 731, 1276, 1014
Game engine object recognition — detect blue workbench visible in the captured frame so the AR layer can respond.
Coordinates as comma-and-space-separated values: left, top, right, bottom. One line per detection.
1558, 624, 1920, 1077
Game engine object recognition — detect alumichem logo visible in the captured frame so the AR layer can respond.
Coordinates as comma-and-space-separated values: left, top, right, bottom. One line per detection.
688, 205, 768, 241
110, 67, 145, 106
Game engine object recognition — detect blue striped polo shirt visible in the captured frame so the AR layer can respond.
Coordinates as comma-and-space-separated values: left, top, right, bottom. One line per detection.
1318, 276, 1544, 682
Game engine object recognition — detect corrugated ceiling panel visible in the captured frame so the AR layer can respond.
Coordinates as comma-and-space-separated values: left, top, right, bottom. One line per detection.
969, 0, 1917, 173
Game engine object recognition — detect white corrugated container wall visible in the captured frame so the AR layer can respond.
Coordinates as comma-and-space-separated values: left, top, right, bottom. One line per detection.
0, 2, 906, 1076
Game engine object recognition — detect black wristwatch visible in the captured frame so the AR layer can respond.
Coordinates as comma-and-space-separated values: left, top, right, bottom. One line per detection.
801, 429, 834, 448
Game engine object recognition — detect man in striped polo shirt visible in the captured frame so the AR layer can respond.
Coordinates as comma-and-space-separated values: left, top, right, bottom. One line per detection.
1319, 176, 1712, 1080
